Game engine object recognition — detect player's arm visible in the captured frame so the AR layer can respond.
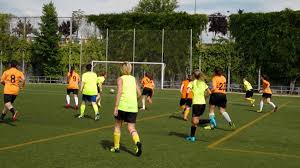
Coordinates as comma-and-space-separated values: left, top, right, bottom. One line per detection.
80, 81, 84, 92
114, 77, 123, 116
180, 84, 184, 94
0, 72, 6, 86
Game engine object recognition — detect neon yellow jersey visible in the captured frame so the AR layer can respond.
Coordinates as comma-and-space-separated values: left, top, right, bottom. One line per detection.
187, 80, 208, 105
118, 75, 138, 113
97, 76, 105, 87
82, 72, 98, 96
243, 80, 253, 91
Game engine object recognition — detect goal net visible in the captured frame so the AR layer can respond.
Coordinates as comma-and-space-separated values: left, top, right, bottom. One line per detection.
91, 61, 166, 89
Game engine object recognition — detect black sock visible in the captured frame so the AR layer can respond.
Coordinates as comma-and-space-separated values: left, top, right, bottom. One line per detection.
9, 108, 16, 115
190, 126, 197, 137
1, 113, 6, 120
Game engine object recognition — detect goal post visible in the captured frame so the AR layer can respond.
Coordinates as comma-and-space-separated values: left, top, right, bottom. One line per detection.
91, 60, 166, 89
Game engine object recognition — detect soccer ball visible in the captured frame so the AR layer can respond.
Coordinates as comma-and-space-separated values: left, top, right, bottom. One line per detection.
109, 88, 115, 94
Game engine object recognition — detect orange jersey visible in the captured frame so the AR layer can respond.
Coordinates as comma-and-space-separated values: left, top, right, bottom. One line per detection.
67, 72, 80, 89
262, 79, 272, 94
141, 77, 155, 90
181, 80, 193, 99
211, 75, 226, 94
1, 68, 25, 95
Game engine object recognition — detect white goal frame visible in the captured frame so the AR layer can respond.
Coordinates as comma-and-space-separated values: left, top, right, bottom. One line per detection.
91, 60, 166, 89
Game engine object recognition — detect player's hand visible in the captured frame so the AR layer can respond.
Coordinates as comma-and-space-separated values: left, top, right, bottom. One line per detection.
113, 106, 118, 117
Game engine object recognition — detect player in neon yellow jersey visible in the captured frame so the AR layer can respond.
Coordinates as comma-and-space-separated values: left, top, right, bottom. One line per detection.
243, 78, 255, 107
185, 70, 211, 142
110, 62, 142, 157
78, 64, 100, 121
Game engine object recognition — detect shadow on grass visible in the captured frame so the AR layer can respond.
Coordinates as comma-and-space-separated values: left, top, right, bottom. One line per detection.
169, 115, 185, 121
100, 140, 136, 156
168, 131, 209, 142
73, 114, 94, 120
1, 118, 17, 126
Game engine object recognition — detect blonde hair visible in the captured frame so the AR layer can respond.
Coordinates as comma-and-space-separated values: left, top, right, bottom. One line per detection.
120, 62, 132, 75
193, 69, 207, 81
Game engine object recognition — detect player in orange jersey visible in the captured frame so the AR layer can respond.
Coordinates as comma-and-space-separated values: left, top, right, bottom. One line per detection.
179, 75, 193, 120
209, 68, 235, 129
66, 67, 80, 109
140, 73, 155, 110
0, 60, 25, 122
257, 74, 277, 113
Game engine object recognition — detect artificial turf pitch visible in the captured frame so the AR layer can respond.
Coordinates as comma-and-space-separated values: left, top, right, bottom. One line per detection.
0, 84, 299, 168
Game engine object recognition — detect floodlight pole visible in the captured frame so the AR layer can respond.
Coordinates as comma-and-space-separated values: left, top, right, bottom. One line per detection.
69, 17, 73, 72
79, 36, 83, 75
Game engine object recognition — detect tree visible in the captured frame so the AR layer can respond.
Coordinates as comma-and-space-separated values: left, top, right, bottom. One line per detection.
133, 0, 178, 13
12, 19, 33, 38
58, 20, 78, 40
31, 2, 61, 76
208, 13, 228, 35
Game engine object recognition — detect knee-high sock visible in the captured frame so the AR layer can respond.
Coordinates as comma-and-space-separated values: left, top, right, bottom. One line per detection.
92, 104, 99, 115
260, 101, 264, 111
114, 132, 121, 148
183, 108, 190, 119
190, 126, 197, 137
131, 131, 140, 144
74, 96, 78, 106
269, 102, 276, 108
80, 104, 86, 116
66, 95, 70, 105
222, 112, 232, 123
142, 97, 146, 109
209, 113, 217, 127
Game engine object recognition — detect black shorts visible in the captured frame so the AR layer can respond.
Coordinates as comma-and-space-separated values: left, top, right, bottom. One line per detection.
192, 104, 206, 117
245, 89, 254, 98
179, 98, 192, 107
142, 87, 153, 97
209, 93, 227, 108
262, 93, 272, 98
115, 110, 137, 123
4, 94, 17, 103
67, 89, 79, 95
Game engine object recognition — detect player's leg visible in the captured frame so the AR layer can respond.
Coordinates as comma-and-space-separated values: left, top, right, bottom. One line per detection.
257, 96, 265, 112
266, 97, 277, 112
66, 90, 71, 108
220, 107, 235, 129
78, 95, 87, 118
74, 94, 79, 109
4, 95, 19, 121
96, 93, 101, 107
0, 106, 8, 122
183, 99, 192, 121
91, 96, 100, 120
128, 123, 142, 157
209, 105, 217, 128
111, 119, 122, 153
141, 95, 146, 110
179, 98, 186, 112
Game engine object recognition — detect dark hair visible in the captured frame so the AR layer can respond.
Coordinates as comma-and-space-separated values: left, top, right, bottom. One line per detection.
214, 68, 222, 76
145, 72, 153, 80
70, 66, 75, 76
99, 71, 106, 76
10, 60, 18, 68
187, 75, 192, 81
86, 64, 92, 71
261, 74, 269, 80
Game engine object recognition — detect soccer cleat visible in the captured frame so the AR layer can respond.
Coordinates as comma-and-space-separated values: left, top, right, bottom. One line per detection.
139, 108, 146, 111
12, 111, 19, 121
204, 125, 213, 130
229, 122, 236, 129
186, 136, 196, 142
273, 106, 278, 112
210, 118, 217, 128
74, 105, 78, 110
95, 113, 100, 121
110, 147, 120, 153
256, 110, 262, 113
66, 104, 70, 109
78, 115, 84, 119
135, 142, 142, 157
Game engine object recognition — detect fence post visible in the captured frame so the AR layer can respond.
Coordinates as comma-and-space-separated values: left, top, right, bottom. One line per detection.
69, 17, 73, 72
258, 66, 261, 91
161, 29, 164, 63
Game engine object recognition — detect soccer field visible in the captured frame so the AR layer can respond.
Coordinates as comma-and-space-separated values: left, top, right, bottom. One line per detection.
0, 84, 299, 168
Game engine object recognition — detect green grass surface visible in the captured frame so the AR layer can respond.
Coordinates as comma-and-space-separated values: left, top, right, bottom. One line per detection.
0, 84, 300, 168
